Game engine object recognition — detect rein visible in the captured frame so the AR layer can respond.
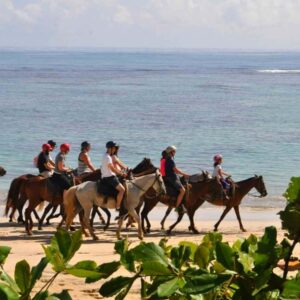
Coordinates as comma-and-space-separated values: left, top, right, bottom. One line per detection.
129, 174, 163, 197
247, 192, 264, 198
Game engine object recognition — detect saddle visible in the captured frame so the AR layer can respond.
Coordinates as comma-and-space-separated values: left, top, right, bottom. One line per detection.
46, 173, 69, 197
188, 171, 211, 183
96, 176, 126, 199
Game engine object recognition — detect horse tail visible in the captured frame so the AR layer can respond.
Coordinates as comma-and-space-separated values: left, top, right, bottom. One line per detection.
37, 201, 45, 211
5, 177, 23, 216
63, 186, 79, 217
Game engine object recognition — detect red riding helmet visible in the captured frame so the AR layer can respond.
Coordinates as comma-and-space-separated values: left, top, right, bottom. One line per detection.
60, 143, 70, 152
42, 143, 52, 151
213, 154, 223, 162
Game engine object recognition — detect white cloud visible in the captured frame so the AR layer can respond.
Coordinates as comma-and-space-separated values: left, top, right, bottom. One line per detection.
1, 0, 300, 49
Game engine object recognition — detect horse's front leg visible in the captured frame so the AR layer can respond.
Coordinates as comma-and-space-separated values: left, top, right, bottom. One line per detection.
161, 206, 172, 230
116, 216, 125, 240
187, 209, 199, 234
38, 203, 53, 230
128, 208, 143, 240
233, 206, 246, 232
214, 206, 232, 231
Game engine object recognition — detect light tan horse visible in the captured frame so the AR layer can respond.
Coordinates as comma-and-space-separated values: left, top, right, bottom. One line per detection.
64, 170, 166, 240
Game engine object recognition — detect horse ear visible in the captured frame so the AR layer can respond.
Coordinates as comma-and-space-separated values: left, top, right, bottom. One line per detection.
254, 174, 258, 178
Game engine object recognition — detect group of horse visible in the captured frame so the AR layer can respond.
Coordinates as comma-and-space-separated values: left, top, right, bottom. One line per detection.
2, 159, 267, 240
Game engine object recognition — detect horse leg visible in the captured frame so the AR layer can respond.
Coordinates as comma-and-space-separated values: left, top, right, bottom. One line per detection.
96, 207, 106, 225
79, 210, 89, 237
214, 206, 232, 231
160, 206, 172, 230
141, 198, 159, 234
129, 208, 143, 240
188, 210, 199, 234
38, 203, 53, 230
9, 207, 17, 222
101, 207, 111, 230
167, 209, 185, 235
33, 209, 40, 222
116, 216, 125, 240
82, 205, 98, 240
234, 206, 246, 232
46, 205, 59, 224
25, 202, 39, 235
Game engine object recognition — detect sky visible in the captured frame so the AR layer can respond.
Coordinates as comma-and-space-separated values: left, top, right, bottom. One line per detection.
1, 0, 300, 50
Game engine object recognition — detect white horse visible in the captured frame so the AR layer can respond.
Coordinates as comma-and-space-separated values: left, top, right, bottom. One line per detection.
64, 170, 166, 240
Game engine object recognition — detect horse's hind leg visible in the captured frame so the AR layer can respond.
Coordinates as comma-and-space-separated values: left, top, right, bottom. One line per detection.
38, 204, 53, 230
214, 206, 232, 231
129, 209, 143, 240
25, 202, 39, 235
101, 207, 111, 231
33, 209, 40, 222
234, 206, 246, 232
167, 209, 184, 235
161, 206, 172, 230
46, 205, 59, 224
188, 210, 199, 234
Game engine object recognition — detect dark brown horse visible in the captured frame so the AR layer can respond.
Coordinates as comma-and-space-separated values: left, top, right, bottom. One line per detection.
0, 166, 6, 176
21, 173, 73, 235
141, 175, 267, 234
5, 174, 39, 223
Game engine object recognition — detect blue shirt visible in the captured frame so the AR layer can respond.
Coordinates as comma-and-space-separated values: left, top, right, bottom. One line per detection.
165, 157, 177, 179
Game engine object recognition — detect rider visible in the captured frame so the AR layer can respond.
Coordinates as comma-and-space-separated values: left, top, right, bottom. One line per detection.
101, 141, 127, 211
112, 144, 128, 173
77, 141, 96, 176
37, 143, 55, 178
212, 154, 231, 200
164, 145, 189, 211
47, 140, 57, 168
160, 150, 167, 178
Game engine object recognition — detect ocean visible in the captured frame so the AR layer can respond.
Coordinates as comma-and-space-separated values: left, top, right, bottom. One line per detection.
0, 50, 299, 208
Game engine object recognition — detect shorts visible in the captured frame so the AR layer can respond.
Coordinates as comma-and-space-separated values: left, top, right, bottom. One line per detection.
220, 178, 230, 190
102, 176, 120, 188
165, 176, 183, 192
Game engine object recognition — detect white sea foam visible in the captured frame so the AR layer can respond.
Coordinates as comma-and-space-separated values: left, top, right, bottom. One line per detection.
257, 69, 300, 73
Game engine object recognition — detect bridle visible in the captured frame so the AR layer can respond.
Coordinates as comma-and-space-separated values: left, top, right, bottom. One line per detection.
247, 177, 267, 198
129, 173, 165, 199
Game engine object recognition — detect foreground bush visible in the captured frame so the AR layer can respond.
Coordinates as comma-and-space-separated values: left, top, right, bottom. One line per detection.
0, 177, 299, 299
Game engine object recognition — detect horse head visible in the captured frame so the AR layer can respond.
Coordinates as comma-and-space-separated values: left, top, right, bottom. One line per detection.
132, 157, 155, 174
153, 169, 167, 196
0, 166, 6, 176
254, 175, 267, 197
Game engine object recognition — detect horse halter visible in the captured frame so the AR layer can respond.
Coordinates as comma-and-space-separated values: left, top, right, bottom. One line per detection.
248, 176, 267, 198
130, 173, 165, 198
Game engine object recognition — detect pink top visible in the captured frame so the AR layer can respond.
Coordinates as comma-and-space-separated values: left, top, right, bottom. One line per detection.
160, 158, 166, 177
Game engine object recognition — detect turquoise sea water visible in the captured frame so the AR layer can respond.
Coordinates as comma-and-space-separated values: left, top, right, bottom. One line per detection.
0, 50, 299, 207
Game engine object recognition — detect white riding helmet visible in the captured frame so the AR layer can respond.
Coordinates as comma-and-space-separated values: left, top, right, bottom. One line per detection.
165, 145, 177, 154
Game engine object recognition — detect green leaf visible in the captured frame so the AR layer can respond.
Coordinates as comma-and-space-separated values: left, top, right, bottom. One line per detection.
33, 290, 49, 300
0, 283, 19, 300
50, 290, 72, 300
282, 277, 300, 299
194, 245, 210, 269
54, 229, 72, 260
257, 226, 277, 253
120, 250, 135, 272
181, 273, 231, 294
157, 277, 186, 297
140, 261, 173, 275
42, 244, 65, 273
215, 242, 234, 270
31, 257, 49, 290
0, 269, 20, 294
283, 177, 300, 204
14, 259, 31, 294
114, 237, 129, 255
99, 276, 133, 297
279, 206, 300, 240
179, 241, 198, 259
238, 252, 254, 274
97, 261, 121, 279
0, 246, 11, 265
68, 229, 82, 261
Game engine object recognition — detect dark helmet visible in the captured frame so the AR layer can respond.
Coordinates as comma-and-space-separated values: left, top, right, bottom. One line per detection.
47, 140, 56, 148
81, 141, 90, 150
106, 141, 117, 149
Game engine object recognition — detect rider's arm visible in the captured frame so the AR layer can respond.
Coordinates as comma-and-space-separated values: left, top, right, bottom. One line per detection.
174, 166, 189, 178
108, 163, 125, 176
113, 156, 128, 170
81, 153, 96, 172
57, 160, 71, 172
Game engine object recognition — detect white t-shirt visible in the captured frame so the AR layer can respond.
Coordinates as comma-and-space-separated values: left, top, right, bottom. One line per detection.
101, 153, 115, 178
213, 164, 222, 178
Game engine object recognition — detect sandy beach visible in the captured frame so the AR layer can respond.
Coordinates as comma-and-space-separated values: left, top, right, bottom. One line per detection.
1, 205, 299, 300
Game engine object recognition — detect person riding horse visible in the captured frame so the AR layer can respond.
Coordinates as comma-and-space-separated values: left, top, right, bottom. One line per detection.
213, 154, 231, 201
37, 143, 55, 178
77, 141, 96, 177
100, 141, 127, 211
164, 145, 190, 212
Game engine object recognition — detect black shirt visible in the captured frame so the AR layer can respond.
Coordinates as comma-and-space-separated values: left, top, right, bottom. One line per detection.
165, 157, 176, 179
37, 151, 49, 173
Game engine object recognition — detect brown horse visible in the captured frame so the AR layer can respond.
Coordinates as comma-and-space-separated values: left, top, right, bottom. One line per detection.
141, 175, 267, 234
5, 174, 39, 223
0, 166, 6, 176
21, 172, 73, 235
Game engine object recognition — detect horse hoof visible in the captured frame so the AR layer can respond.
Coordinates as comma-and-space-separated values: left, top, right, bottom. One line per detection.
213, 227, 218, 232
27, 231, 32, 236
46, 221, 50, 225
138, 236, 144, 241
161, 227, 165, 230
241, 228, 247, 232
38, 226, 42, 231
92, 236, 99, 241
101, 220, 106, 225
166, 230, 172, 235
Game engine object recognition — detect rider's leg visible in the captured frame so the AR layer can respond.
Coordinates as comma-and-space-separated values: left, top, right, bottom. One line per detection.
176, 186, 185, 208
115, 183, 125, 210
